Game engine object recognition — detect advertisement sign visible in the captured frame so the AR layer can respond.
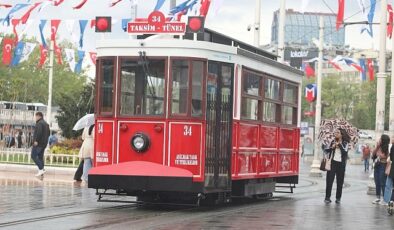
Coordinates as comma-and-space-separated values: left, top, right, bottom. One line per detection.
300, 122, 309, 135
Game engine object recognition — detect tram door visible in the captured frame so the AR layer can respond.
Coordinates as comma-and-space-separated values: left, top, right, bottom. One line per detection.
205, 61, 233, 190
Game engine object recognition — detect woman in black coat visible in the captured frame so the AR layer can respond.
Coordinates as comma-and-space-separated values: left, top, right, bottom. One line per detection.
324, 128, 350, 204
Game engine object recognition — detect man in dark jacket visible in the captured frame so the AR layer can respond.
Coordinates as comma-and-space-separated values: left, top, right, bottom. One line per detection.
32, 112, 50, 177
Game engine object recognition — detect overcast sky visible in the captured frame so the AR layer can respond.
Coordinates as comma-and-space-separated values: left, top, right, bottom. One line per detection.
0, 0, 391, 53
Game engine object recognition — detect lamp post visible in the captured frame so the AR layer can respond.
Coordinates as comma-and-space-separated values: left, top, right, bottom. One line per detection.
309, 16, 324, 177
254, 0, 261, 47
46, 40, 54, 129
278, 0, 286, 62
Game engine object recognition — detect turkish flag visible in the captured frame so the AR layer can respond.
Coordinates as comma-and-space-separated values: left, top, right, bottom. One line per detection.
51, 19, 61, 41
89, 52, 97, 65
388, 4, 393, 39
38, 45, 48, 68
367, 59, 374, 81
55, 44, 63, 65
21, 2, 41, 24
304, 63, 315, 78
90, 19, 96, 28
336, 0, 344, 30
200, 0, 211, 17
11, 19, 20, 44
2, 38, 14, 65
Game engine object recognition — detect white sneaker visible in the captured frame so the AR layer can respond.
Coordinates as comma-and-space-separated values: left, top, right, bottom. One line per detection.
372, 199, 381, 204
380, 201, 388, 206
35, 170, 45, 177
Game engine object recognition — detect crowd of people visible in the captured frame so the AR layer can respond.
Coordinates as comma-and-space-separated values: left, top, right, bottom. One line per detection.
322, 128, 394, 213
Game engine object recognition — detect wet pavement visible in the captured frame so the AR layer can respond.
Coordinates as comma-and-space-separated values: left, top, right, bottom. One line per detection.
0, 163, 393, 230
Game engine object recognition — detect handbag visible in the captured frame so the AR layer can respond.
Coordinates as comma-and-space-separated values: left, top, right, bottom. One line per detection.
320, 158, 327, 171
320, 153, 333, 171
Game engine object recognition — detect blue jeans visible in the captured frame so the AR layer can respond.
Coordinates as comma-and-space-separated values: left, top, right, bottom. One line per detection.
384, 176, 393, 203
31, 146, 45, 170
364, 159, 369, 172
374, 163, 387, 198
82, 158, 92, 182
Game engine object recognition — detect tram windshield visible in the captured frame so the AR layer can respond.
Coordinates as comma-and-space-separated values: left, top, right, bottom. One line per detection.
120, 59, 165, 116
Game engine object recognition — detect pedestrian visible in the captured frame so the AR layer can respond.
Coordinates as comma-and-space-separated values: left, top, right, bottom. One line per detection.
372, 134, 390, 205
17, 131, 23, 148
73, 159, 84, 182
362, 144, 371, 172
324, 128, 350, 204
79, 125, 95, 182
48, 131, 58, 148
384, 138, 394, 206
31, 112, 50, 177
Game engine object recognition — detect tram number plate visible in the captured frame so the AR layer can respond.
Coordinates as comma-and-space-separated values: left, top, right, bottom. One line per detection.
96, 152, 109, 163
183, 125, 192, 136
175, 154, 198, 165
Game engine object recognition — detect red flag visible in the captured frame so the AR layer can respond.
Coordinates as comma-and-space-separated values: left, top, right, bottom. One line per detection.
200, 0, 211, 17
21, 2, 42, 24
304, 63, 315, 78
0, 4, 12, 8
55, 44, 62, 65
336, 0, 345, 30
388, 4, 393, 39
11, 19, 20, 44
367, 59, 375, 81
38, 45, 48, 68
89, 52, 97, 65
110, 0, 123, 7
73, 0, 89, 9
328, 60, 342, 71
90, 19, 96, 28
2, 38, 14, 65
52, 0, 65, 6
51, 19, 61, 41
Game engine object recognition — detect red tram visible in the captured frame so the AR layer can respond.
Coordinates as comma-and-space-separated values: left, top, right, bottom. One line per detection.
88, 29, 303, 204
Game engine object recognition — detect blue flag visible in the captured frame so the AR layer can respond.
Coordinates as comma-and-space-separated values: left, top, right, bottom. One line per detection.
39, 20, 47, 48
154, 0, 166, 11
79, 20, 88, 48
122, 18, 132, 32
361, 0, 376, 37
4, 4, 29, 26
74, 50, 85, 74
11, 42, 25, 67
359, 59, 367, 81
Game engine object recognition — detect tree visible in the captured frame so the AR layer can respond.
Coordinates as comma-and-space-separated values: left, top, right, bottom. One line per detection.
56, 82, 95, 139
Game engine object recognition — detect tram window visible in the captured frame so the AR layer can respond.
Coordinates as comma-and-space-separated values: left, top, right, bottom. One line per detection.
192, 61, 204, 117
120, 59, 165, 116
282, 106, 296, 125
100, 59, 114, 114
241, 71, 262, 120
242, 98, 259, 120
265, 78, 280, 100
263, 102, 280, 123
283, 84, 297, 104
243, 72, 260, 96
172, 60, 189, 115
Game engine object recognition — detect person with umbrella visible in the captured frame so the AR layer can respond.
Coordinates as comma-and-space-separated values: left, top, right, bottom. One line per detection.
324, 128, 350, 204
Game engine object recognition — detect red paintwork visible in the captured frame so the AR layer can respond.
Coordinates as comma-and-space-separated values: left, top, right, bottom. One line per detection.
238, 124, 258, 148
168, 123, 203, 178
95, 121, 114, 167
89, 161, 193, 177
117, 121, 165, 164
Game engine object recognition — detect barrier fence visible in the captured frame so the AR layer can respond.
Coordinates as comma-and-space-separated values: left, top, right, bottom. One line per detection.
0, 148, 79, 167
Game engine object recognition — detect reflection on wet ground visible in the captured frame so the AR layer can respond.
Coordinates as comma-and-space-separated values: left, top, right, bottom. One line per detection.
0, 164, 393, 230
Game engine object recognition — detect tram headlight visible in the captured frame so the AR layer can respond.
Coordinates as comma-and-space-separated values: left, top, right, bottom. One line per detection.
131, 133, 150, 153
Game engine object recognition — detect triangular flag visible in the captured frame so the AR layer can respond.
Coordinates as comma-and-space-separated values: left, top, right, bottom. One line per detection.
39, 20, 47, 47
21, 2, 41, 24
73, 0, 89, 9
367, 58, 375, 81
90, 19, 96, 28
64, 48, 76, 72
11, 19, 20, 44
75, 50, 85, 74
3, 4, 29, 26
89, 52, 97, 65
2, 38, 14, 65
154, 0, 166, 11
122, 19, 131, 31
79, 20, 88, 48
51, 19, 61, 41
38, 45, 48, 68
19, 42, 36, 63
54, 44, 62, 65
359, 59, 367, 81
336, 0, 345, 30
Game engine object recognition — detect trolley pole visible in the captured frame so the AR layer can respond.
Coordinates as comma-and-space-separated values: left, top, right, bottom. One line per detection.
309, 16, 324, 177
278, 0, 286, 62
254, 0, 261, 47
46, 40, 54, 129
376, 0, 387, 140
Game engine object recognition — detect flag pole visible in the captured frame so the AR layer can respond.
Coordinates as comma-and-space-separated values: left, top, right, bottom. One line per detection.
376, 0, 387, 140
278, 0, 286, 62
309, 16, 324, 177
46, 40, 54, 128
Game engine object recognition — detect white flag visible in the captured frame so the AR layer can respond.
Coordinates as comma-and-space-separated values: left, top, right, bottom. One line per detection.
301, 0, 311, 13
65, 20, 75, 35
20, 42, 36, 63
65, 48, 76, 72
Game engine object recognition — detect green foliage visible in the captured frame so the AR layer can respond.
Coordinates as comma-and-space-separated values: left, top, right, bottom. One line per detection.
301, 73, 392, 130
56, 82, 95, 139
